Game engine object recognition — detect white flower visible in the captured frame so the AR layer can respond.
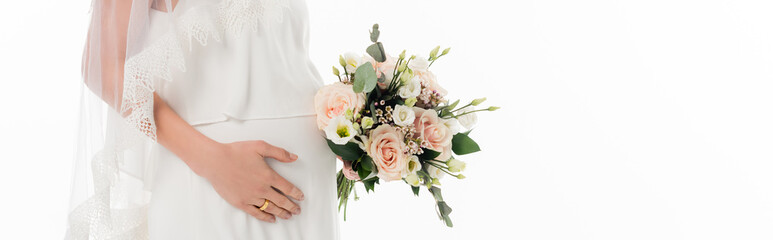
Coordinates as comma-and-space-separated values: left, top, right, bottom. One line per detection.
343, 52, 366, 73
404, 173, 421, 186
456, 106, 478, 129
392, 104, 416, 127
324, 116, 356, 145
409, 57, 430, 72
446, 158, 466, 173
425, 164, 445, 180
402, 155, 422, 176
398, 76, 421, 98
443, 118, 462, 135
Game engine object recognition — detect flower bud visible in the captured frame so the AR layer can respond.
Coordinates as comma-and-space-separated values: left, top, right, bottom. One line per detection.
488, 106, 500, 111
398, 61, 408, 72
399, 50, 406, 59
456, 174, 466, 179
404, 97, 417, 107
344, 108, 353, 119
405, 173, 421, 186
441, 47, 451, 56
361, 116, 374, 129
332, 66, 340, 76
410, 55, 416, 60
471, 97, 486, 106
339, 55, 346, 67
447, 158, 466, 173
430, 46, 440, 59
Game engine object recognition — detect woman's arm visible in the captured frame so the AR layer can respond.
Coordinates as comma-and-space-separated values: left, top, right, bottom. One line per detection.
152, 92, 304, 222
82, 0, 303, 223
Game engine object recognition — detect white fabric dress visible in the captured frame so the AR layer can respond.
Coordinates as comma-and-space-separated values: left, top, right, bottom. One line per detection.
141, 0, 339, 239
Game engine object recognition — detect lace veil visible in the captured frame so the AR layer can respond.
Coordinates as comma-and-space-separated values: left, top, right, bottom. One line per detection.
67, 0, 287, 238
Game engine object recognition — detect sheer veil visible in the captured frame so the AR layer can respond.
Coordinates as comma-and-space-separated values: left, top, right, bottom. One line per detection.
67, 0, 287, 238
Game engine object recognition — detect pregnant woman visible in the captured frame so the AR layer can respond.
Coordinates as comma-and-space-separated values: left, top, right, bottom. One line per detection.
66, 0, 339, 239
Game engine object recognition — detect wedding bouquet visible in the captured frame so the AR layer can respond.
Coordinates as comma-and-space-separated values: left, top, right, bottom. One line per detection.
314, 24, 498, 227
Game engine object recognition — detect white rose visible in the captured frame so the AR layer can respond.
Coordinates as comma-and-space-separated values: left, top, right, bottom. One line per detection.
409, 57, 430, 72
398, 76, 421, 98
392, 104, 416, 127
443, 118, 462, 135
456, 106, 478, 129
402, 155, 422, 176
324, 116, 356, 145
404, 173, 421, 186
424, 164, 445, 180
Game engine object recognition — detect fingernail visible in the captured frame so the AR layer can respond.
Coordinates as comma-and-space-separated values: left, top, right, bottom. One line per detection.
281, 212, 291, 219
269, 217, 276, 223
293, 207, 301, 215
299, 194, 305, 201
291, 153, 298, 160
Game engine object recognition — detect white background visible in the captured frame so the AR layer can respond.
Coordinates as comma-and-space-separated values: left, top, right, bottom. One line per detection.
2, 0, 773, 239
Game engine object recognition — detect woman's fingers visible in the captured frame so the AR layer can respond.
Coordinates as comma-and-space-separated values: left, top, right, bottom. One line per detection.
271, 172, 304, 201
258, 200, 292, 220
265, 187, 301, 215
242, 204, 276, 223
255, 141, 297, 163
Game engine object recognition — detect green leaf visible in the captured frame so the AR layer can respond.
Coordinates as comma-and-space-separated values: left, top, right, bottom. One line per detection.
359, 155, 374, 172
411, 186, 420, 196
362, 178, 379, 193
357, 166, 370, 181
353, 62, 377, 93
367, 42, 386, 62
326, 139, 364, 161
419, 148, 441, 160
451, 133, 481, 155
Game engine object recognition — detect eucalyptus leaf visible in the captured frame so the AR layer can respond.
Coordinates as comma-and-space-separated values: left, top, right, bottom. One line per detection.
353, 62, 377, 93
451, 133, 481, 155
366, 42, 386, 62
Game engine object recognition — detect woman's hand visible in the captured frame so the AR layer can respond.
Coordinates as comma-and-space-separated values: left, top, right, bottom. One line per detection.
153, 92, 303, 223
199, 140, 305, 223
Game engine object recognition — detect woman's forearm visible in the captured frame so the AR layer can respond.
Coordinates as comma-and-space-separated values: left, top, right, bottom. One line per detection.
153, 92, 221, 177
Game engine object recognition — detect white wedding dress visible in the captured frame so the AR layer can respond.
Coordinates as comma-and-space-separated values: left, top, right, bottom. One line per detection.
140, 0, 339, 239
67, 0, 338, 239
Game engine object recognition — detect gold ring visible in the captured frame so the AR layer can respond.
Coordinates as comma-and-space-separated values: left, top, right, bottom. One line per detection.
258, 199, 270, 211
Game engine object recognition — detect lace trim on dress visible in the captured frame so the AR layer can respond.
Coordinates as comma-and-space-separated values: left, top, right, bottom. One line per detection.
67, 1, 289, 239
119, 0, 289, 141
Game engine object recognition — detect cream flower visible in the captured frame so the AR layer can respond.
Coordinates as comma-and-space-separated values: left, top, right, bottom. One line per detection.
408, 57, 429, 72
402, 155, 422, 176
456, 106, 478, 130
324, 116, 356, 145
314, 82, 366, 130
368, 125, 407, 181
392, 104, 415, 127
343, 52, 366, 73
398, 76, 421, 99
446, 158, 466, 173
443, 118, 462, 135
404, 173, 421, 187
425, 164, 445, 180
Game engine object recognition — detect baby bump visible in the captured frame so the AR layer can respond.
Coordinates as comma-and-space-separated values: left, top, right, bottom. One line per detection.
148, 115, 339, 239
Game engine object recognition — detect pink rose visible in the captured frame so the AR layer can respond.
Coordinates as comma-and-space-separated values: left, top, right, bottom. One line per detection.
314, 82, 366, 130
368, 124, 406, 181
339, 157, 361, 181
413, 107, 453, 161
365, 54, 397, 90
415, 70, 447, 96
